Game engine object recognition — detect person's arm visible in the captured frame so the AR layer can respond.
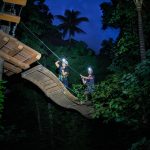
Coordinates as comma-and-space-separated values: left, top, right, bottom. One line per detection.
80, 74, 89, 80
62, 69, 68, 76
55, 60, 60, 68
62, 67, 69, 76
80, 74, 87, 84
82, 78, 86, 84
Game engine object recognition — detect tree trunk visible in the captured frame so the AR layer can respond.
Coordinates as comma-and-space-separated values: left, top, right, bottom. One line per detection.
137, 8, 146, 61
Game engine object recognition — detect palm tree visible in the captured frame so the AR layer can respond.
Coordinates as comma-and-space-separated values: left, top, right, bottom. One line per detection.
56, 10, 89, 44
133, 0, 146, 61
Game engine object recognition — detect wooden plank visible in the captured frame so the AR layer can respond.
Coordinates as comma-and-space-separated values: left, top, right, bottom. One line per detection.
22, 45, 40, 55
3, 0, 27, 6
0, 13, 20, 24
0, 37, 9, 49
4, 62, 22, 73
41, 80, 55, 86
4, 69, 15, 76
7, 44, 23, 56
39, 78, 53, 85
0, 51, 29, 69
27, 71, 47, 81
20, 48, 41, 63
47, 89, 63, 97
20, 46, 36, 55
4, 45, 40, 65
46, 86, 60, 94
48, 92, 74, 108
1, 43, 21, 56
22, 65, 43, 77
2, 44, 33, 63
40, 79, 54, 85
11, 46, 41, 65
24, 55, 40, 65
18, 50, 32, 58
5, 70, 14, 76
44, 83, 58, 90
63, 88, 78, 101
1, 46, 11, 54
38, 68, 64, 88
15, 43, 41, 59
13, 53, 29, 62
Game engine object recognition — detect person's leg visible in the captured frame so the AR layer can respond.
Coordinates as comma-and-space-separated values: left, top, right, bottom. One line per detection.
63, 78, 68, 88
65, 78, 68, 87
84, 91, 88, 101
59, 75, 62, 81
85, 87, 92, 103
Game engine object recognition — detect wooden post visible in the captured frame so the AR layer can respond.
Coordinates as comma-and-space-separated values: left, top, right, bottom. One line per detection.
0, 13, 21, 24
0, 51, 30, 69
0, 58, 4, 80
3, 0, 27, 6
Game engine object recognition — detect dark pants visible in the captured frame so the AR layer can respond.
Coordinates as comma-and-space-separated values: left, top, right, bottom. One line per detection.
59, 75, 68, 88
62, 78, 68, 88
84, 85, 94, 100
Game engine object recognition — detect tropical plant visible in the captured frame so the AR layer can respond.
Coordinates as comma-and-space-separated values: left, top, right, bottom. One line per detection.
129, 137, 150, 150
56, 10, 89, 44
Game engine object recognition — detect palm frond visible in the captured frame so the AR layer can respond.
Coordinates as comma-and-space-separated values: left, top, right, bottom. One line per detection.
56, 15, 67, 22
74, 26, 86, 34
75, 17, 89, 25
71, 10, 81, 17
56, 9, 88, 40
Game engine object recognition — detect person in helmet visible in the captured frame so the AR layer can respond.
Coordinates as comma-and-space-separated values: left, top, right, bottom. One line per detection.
55, 58, 69, 87
80, 67, 95, 101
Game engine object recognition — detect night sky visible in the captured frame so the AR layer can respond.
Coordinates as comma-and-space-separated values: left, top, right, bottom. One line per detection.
45, 0, 120, 54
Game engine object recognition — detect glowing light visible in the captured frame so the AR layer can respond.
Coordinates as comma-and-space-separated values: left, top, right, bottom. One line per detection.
88, 67, 92, 71
62, 58, 66, 62
62, 58, 68, 65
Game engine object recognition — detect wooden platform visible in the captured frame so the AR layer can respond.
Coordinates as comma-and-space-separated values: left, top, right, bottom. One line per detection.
0, 13, 21, 24
0, 31, 41, 76
22, 65, 94, 118
3, 0, 27, 6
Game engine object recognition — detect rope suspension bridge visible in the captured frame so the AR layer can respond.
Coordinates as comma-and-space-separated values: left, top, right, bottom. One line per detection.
0, 0, 94, 118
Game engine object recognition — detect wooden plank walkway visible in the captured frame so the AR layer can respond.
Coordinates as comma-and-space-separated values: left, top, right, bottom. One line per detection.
22, 65, 94, 118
